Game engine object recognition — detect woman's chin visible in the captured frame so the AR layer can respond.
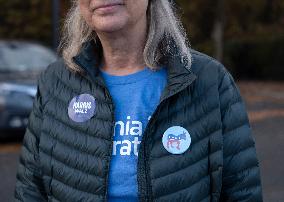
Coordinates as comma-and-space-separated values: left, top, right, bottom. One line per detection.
95, 24, 125, 33
91, 16, 128, 33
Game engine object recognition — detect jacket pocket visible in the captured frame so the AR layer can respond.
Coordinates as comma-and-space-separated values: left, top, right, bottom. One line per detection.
211, 166, 223, 202
42, 175, 52, 197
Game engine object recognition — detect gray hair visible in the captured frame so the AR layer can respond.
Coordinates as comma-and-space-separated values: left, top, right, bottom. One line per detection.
59, 0, 192, 74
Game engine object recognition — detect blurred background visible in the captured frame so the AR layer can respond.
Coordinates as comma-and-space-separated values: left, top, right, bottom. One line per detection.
0, 0, 283, 201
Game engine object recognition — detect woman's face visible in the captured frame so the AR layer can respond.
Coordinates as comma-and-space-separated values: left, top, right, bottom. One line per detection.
78, 0, 149, 33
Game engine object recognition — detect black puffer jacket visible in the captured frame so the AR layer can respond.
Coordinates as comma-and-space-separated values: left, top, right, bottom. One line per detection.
14, 41, 262, 202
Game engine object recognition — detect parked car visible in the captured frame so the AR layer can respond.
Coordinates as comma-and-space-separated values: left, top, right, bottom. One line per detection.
0, 40, 57, 137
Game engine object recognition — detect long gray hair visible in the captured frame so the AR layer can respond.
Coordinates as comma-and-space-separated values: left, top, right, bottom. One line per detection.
59, 0, 192, 74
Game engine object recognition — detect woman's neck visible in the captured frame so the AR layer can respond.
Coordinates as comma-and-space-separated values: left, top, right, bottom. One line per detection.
96, 17, 147, 76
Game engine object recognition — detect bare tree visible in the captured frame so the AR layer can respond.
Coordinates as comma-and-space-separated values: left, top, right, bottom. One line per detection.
212, 0, 225, 61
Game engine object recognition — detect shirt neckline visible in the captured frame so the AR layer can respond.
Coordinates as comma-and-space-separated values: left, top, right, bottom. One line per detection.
99, 67, 155, 85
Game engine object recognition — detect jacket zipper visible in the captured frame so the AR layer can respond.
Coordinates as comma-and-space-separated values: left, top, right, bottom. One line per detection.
138, 95, 169, 202
105, 104, 116, 201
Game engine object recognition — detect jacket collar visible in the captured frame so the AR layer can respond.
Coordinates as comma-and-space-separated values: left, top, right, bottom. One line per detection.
72, 40, 197, 103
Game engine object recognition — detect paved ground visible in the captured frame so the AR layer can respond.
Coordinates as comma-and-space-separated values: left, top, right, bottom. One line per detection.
238, 81, 284, 202
0, 81, 283, 202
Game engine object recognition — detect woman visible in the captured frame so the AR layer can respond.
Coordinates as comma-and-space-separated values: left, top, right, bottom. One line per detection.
14, 0, 263, 201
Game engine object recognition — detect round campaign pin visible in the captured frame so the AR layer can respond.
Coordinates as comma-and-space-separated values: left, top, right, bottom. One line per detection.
68, 93, 96, 123
162, 126, 191, 154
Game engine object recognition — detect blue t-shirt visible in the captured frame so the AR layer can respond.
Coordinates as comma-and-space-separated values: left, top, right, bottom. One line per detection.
99, 66, 167, 202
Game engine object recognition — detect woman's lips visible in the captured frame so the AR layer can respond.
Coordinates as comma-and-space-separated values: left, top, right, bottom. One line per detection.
94, 3, 124, 14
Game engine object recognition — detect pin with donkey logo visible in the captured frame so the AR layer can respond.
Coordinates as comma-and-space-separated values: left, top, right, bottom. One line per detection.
68, 93, 96, 122
162, 126, 191, 154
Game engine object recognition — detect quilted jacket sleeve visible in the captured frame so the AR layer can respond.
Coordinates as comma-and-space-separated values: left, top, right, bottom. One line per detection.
218, 68, 263, 202
14, 72, 48, 201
